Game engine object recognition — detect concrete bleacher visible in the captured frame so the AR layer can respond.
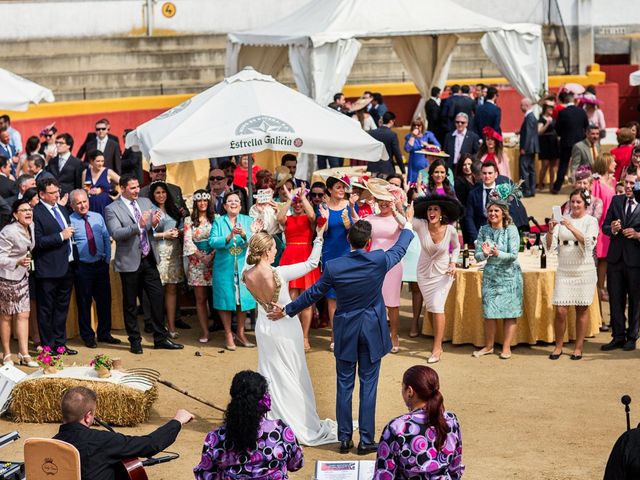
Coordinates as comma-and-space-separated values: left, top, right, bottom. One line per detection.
0, 28, 566, 101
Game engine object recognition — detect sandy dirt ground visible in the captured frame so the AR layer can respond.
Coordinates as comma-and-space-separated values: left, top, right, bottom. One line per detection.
0, 190, 632, 480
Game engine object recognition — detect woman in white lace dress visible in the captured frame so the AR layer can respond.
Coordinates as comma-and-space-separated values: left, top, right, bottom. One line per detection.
546, 188, 599, 361
242, 224, 338, 446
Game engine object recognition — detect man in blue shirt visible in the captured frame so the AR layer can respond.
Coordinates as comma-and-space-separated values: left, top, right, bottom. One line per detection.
69, 189, 120, 348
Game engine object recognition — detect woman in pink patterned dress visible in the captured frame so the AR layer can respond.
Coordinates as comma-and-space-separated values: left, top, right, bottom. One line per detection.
184, 190, 215, 343
366, 180, 404, 353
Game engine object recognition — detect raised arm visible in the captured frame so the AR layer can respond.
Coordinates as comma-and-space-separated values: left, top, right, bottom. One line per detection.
278, 237, 324, 282
384, 227, 414, 271
285, 268, 334, 318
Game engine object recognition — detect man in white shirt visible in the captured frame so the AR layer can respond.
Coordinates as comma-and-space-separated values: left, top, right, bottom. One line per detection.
0, 115, 22, 154
33, 177, 78, 354
77, 119, 121, 173
443, 112, 481, 169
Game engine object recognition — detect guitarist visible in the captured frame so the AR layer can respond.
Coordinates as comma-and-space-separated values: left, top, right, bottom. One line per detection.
53, 386, 194, 480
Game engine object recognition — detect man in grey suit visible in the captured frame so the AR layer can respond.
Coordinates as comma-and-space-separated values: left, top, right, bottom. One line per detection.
518, 98, 539, 197
104, 174, 183, 354
570, 125, 601, 178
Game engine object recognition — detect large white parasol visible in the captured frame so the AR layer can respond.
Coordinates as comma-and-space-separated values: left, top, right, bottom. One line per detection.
0, 68, 55, 111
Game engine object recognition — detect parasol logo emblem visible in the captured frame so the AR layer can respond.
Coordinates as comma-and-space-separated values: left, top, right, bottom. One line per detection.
41, 458, 58, 475
235, 116, 294, 135
231, 116, 299, 150
155, 99, 192, 120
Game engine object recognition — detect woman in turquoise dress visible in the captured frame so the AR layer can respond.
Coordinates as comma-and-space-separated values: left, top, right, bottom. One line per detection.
472, 184, 523, 360
209, 191, 256, 351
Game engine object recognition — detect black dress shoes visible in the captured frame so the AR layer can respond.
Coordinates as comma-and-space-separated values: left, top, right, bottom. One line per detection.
64, 347, 78, 355
98, 336, 122, 345
339, 440, 353, 454
623, 340, 637, 351
357, 442, 379, 455
601, 340, 626, 351
84, 339, 98, 349
130, 342, 143, 355
154, 338, 184, 350
175, 319, 192, 329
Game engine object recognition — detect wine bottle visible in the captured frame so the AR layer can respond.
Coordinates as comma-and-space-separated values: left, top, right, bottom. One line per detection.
540, 246, 547, 269
26, 247, 34, 273
462, 244, 470, 269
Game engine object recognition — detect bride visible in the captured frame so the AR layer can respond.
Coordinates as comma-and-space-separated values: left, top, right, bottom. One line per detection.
242, 222, 337, 446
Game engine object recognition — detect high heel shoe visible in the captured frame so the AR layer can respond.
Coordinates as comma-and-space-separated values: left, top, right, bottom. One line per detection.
427, 350, 442, 364
390, 335, 400, 354
234, 334, 255, 348
2, 354, 13, 366
18, 353, 38, 367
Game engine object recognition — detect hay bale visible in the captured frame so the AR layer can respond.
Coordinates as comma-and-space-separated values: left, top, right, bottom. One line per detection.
8, 377, 158, 426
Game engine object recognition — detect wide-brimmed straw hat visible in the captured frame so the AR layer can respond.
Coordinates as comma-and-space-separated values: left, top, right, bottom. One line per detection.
366, 178, 395, 202
349, 97, 372, 113
414, 195, 464, 222
327, 172, 352, 190
416, 145, 449, 158
274, 166, 293, 189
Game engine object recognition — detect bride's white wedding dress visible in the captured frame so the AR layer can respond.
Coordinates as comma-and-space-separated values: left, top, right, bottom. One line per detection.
243, 237, 337, 446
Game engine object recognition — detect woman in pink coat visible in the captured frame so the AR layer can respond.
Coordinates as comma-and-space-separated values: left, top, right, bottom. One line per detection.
366, 180, 404, 353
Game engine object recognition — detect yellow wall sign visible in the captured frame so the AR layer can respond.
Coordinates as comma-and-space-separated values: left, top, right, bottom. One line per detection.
162, 2, 176, 18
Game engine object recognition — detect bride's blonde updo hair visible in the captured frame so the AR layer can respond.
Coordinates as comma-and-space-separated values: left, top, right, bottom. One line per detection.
247, 232, 274, 265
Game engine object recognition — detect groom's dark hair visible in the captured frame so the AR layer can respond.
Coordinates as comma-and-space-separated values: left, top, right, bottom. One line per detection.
348, 220, 372, 249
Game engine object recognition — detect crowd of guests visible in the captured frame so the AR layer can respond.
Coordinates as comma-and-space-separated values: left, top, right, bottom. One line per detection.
0, 82, 638, 367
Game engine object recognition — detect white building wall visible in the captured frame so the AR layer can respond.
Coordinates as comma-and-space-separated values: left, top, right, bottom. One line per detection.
1, 0, 640, 41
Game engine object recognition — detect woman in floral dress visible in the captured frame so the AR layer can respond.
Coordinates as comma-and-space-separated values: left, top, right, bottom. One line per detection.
150, 181, 186, 339
184, 189, 215, 343
374, 365, 464, 479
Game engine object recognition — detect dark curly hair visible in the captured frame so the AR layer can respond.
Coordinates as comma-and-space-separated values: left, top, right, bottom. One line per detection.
224, 370, 269, 452
149, 181, 181, 222
427, 159, 453, 196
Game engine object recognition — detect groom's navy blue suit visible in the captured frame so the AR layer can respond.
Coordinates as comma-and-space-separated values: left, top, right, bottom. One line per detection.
286, 226, 414, 444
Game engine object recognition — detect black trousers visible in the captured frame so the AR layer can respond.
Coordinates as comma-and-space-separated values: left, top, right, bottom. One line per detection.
74, 261, 112, 342
552, 145, 573, 192
119, 255, 167, 344
607, 261, 640, 342
36, 271, 74, 349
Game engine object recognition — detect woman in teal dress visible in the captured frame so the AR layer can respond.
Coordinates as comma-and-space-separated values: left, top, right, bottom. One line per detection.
209, 191, 256, 351
472, 184, 523, 360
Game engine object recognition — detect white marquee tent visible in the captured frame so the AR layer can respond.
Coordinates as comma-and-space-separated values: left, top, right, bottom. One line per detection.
226, 0, 548, 114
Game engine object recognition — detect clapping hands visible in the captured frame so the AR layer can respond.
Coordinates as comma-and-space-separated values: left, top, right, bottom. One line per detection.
250, 218, 265, 234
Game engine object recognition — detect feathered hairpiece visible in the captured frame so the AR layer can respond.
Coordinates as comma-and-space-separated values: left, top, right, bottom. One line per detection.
487, 181, 523, 208
574, 165, 592, 181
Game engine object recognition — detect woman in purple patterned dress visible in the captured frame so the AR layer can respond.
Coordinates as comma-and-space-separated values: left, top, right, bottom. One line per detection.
194, 370, 304, 480
374, 366, 464, 480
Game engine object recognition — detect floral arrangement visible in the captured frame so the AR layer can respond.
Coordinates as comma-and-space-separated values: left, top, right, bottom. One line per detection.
90, 354, 113, 371
36, 346, 67, 370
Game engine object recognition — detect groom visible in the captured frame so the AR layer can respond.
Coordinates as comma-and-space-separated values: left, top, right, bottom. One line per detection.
269, 217, 414, 454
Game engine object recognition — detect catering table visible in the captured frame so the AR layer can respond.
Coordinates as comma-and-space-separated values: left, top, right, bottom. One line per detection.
422, 251, 602, 347
66, 260, 125, 338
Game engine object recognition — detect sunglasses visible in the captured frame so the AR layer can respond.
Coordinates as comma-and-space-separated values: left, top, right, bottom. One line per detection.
310, 192, 324, 198
96, 127, 107, 131
209, 176, 225, 181
45, 134, 53, 138
455, 121, 467, 125
151, 169, 167, 174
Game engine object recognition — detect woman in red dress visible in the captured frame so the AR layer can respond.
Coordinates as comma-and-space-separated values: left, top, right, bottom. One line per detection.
278, 184, 318, 351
